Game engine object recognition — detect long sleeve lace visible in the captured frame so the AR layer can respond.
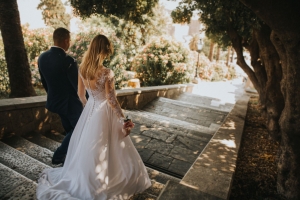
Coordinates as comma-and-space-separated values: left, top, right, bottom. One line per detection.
105, 70, 124, 122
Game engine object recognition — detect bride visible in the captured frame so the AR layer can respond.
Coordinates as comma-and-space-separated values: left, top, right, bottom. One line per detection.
36, 34, 151, 200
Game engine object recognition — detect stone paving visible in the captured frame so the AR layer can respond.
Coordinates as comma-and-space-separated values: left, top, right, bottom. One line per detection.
0, 78, 247, 199
122, 95, 230, 177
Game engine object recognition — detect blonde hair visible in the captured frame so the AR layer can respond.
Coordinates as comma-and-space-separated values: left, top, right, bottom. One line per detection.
80, 34, 113, 80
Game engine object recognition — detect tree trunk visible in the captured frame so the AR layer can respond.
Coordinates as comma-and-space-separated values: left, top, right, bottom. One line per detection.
208, 40, 215, 61
254, 24, 284, 141
226, 46, 231, 66
271, 30, 300, 200
0, 0, 36, 97
239, 0, 300, 198
216, 46, 221, 61
230, 48, 234, 63
226, 23, 266, 107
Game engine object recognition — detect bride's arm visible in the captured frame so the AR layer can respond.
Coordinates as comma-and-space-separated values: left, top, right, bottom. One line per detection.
78, 74, 87, 107
105, 70, 125, 121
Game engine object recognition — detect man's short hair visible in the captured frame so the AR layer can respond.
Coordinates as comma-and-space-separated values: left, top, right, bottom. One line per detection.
53, 27, 70, 43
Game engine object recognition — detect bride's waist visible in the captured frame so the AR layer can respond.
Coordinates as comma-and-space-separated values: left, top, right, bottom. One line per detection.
87, 97, 107, 104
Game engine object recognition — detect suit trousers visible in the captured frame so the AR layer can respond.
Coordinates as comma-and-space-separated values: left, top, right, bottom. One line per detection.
53, 109, 82, 161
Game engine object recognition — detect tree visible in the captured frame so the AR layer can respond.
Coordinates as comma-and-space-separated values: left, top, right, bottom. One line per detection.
70, 0, 159, 23
171, 0, 300, 198
0, 0, 36, 97
172, 0, 284, 140
238, 0, 300, 199
77, 4, 170, 70
37, 0, 71, 29
208, 40, 214, 61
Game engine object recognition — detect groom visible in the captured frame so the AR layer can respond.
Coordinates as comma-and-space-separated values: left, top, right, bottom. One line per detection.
38, 27, 83, 165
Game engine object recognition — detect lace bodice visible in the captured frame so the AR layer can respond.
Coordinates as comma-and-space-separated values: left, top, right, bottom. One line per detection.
80, 68, 124, 122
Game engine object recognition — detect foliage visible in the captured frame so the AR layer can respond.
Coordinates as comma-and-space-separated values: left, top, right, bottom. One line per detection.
22, 25, 53, 87
0, 25, 53, 95
132, 36, 194, 86
68, 29, 128, 89
70, 0, 159, 23
190, 51, 236, 81
37, 0, 71, 29
77, 4, 171, 70
0, 38, 10, 96
171, 0, 260, 47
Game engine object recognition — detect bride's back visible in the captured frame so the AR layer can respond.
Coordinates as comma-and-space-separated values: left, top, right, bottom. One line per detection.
80, 67, 112, 100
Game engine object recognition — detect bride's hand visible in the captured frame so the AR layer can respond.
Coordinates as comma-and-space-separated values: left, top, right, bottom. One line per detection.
122, 121, 135, 137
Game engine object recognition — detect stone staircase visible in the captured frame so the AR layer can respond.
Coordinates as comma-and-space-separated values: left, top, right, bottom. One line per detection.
0, 92, 233, 199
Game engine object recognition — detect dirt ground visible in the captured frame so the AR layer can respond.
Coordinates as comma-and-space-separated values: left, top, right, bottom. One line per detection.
229, 96, 286, 200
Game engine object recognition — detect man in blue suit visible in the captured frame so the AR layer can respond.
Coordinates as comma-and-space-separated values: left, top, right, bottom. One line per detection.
38, 27, 83, 165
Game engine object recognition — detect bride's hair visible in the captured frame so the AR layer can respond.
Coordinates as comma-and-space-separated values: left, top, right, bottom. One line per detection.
80, 34, 113, 80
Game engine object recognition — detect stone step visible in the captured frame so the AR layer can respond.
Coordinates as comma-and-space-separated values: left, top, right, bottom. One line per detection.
157, 180, 223, 200
23, 132, 61, 152
24, 130, 181, 183
125, 110, 217, 135
0, 141, 50, 181
0, 137, 167, 199
1, 135, 56, 167
44, 131, 65, 143
130, 192, 157, 200
146, 167, 180, 185
143, 97, 227, 127
0, 163, 37, 200
9, 132, 181, 199
174, 92, 234, 112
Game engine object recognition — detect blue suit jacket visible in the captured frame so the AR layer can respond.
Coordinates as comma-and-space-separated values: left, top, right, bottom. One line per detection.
38, 47, 82, 115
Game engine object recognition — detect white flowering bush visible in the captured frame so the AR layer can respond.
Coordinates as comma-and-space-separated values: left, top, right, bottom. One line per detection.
190, 51, 237, 81
132, 36, 194, 86
22, 25, 53, 87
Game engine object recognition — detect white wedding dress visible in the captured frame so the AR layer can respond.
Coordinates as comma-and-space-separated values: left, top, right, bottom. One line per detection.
36, 68, 151, 200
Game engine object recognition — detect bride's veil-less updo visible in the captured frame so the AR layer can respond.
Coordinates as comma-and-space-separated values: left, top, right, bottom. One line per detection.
80, 34, 114, 80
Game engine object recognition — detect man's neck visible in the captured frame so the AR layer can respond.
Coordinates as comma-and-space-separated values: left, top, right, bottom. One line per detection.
52, 46, 66, 52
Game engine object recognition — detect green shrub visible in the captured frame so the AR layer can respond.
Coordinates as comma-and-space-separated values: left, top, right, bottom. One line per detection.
68, 29, 128, 89
132, 36, 194, 86
0, 41, 10, 96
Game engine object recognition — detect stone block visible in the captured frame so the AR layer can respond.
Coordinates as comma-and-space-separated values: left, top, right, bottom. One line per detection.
0, 123, 13, 139
144, 180, 164, 197
130, 134, 151, 150
158, 181, 222, 200
142, 130, 170, 141
145, 139, 174, 156
0, 111, 11, 125
31, 107, 47, 121
50, 122, 64, 133
1, 180, 37, 200
175, 136, 207, 152
0, 163, 28, 198
186, 130, 212, 142
137, 149, 154, 162
0, 141, 50, 181
21, 122, 34, 135
10, 109, 34, 129
191, 141, 237, 174
147, 153, 173, 169
169, 146, 199, 163
181, 165, 232, 200
168, 159, 192, 176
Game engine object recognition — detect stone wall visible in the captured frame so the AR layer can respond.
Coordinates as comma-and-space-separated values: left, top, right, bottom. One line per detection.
0, 84, 193, 139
